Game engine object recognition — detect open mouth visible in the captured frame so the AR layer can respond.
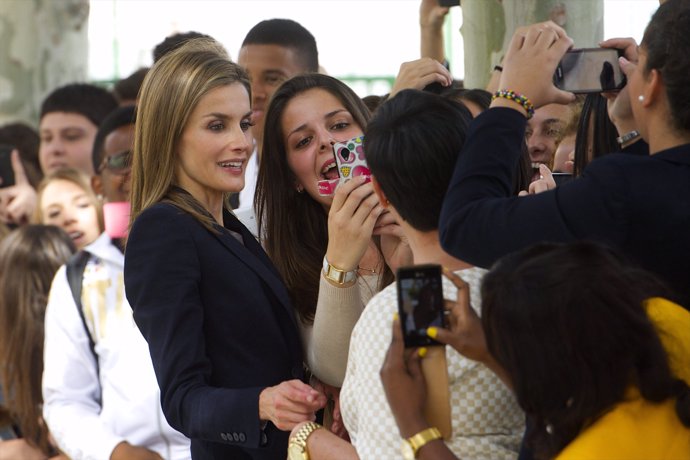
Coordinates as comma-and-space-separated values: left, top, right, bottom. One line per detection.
68, 230, 84, 241
217, 160, 244, 170
320, 160, 338, 180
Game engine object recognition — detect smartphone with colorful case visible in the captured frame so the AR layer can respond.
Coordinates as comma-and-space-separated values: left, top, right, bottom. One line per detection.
317, 135, 371, 196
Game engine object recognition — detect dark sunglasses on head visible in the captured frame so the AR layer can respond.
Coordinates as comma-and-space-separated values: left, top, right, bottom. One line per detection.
100, 150, 131, 173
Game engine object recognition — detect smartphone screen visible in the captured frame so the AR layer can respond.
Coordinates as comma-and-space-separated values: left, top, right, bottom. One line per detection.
317, 134, 370, 196
438, 0, 460, 6
553, 48, 625, 93
0, 145, 15, 189
397, 264, 446, 347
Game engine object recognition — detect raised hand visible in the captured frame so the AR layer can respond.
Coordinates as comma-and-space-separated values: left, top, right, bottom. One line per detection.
428, 269, 512, 387
326, 175, 384, 272
389, 58, 453, 98
496, 21, 575, 111
518, 164, 557, 196
0, 149, 37, 225
599, 37, 640, 136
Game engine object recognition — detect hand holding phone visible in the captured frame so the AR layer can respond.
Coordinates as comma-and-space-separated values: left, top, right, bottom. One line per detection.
397, 264, 446, 347
553, 48, 626, 93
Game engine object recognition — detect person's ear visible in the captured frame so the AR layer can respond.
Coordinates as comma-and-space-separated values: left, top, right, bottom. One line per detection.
371, 176, 389, 207
640, 68, 662, 108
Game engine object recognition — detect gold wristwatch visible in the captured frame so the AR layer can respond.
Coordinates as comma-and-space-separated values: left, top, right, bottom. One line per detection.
287, 421, 322, 460
322, 256, 356, 285
400, 427, 442, 460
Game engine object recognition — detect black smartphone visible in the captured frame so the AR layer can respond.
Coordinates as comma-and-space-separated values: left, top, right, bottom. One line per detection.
552, 172, 573, 186
0, 145, 15, 189
438, 0, 460, 6
553, 48, 626, 93
396, 264, 446, 347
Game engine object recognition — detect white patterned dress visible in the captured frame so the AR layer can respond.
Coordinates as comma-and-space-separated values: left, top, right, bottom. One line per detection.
340, 266, 524, 460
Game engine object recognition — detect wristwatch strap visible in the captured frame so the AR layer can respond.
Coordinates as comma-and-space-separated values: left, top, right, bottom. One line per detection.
322, 256, 357, 285
616, 130, 640, 146
288, 422, 322, 460
407, 426, 443, 456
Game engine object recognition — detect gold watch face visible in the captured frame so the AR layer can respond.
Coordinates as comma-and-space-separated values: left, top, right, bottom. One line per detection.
400, 440, 415, 460
288, 443, 308, 460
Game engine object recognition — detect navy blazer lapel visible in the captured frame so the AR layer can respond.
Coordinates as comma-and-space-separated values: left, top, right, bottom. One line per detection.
211, 212, 300, 331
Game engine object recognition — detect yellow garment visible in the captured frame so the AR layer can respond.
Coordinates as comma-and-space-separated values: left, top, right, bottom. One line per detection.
556, 297, 690, 460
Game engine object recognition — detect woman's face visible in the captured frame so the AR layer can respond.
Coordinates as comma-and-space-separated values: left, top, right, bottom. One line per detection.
281, 88, 364, 207
40, 179, 101, 250
176, 83, 253, 208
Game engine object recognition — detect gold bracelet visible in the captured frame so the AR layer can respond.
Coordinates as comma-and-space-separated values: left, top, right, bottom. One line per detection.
288, 422, 322, 460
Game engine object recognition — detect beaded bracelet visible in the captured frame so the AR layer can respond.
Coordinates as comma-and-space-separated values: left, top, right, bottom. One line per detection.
492, 89, 535, 119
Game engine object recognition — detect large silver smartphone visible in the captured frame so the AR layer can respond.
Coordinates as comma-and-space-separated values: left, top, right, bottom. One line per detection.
553, 48, 625, 93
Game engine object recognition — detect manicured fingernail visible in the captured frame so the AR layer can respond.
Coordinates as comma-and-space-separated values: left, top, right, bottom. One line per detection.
418, 347, 428, 358
442, 266, 451, 274
427, 327, 438, 339
393, 312, 399, 321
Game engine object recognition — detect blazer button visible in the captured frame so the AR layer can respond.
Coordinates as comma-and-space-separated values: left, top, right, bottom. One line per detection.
233, 432, 240, 441
220, 433, 228, 441
239, 433, 246, 442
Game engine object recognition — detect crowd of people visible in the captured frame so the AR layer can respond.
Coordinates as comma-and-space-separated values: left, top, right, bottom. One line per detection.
0, 0, 689, 459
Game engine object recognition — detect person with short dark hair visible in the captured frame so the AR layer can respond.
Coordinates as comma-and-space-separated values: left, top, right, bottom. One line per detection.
236, 18, 319, 212
112, 68, 149, 106
39, 83, 118, 176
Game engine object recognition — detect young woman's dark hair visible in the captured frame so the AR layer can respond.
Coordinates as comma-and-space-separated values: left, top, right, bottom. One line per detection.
641, 0, 690, 132
256, 73, 393, 323
480, 241, 690, 459
365, 89, 471, 231
572, 93, 619, 177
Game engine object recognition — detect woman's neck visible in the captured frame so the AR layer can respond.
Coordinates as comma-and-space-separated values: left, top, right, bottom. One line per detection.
646, 101, 690, 154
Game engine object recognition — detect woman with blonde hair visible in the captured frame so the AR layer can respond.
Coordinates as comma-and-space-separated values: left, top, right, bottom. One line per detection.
34, 168, 103, 250
124, 38, 326, 459
0, 225, 75, 459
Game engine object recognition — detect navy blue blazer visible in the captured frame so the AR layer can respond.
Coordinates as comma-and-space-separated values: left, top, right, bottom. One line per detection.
439, 107, 690, 309
124, 202, 304, 459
